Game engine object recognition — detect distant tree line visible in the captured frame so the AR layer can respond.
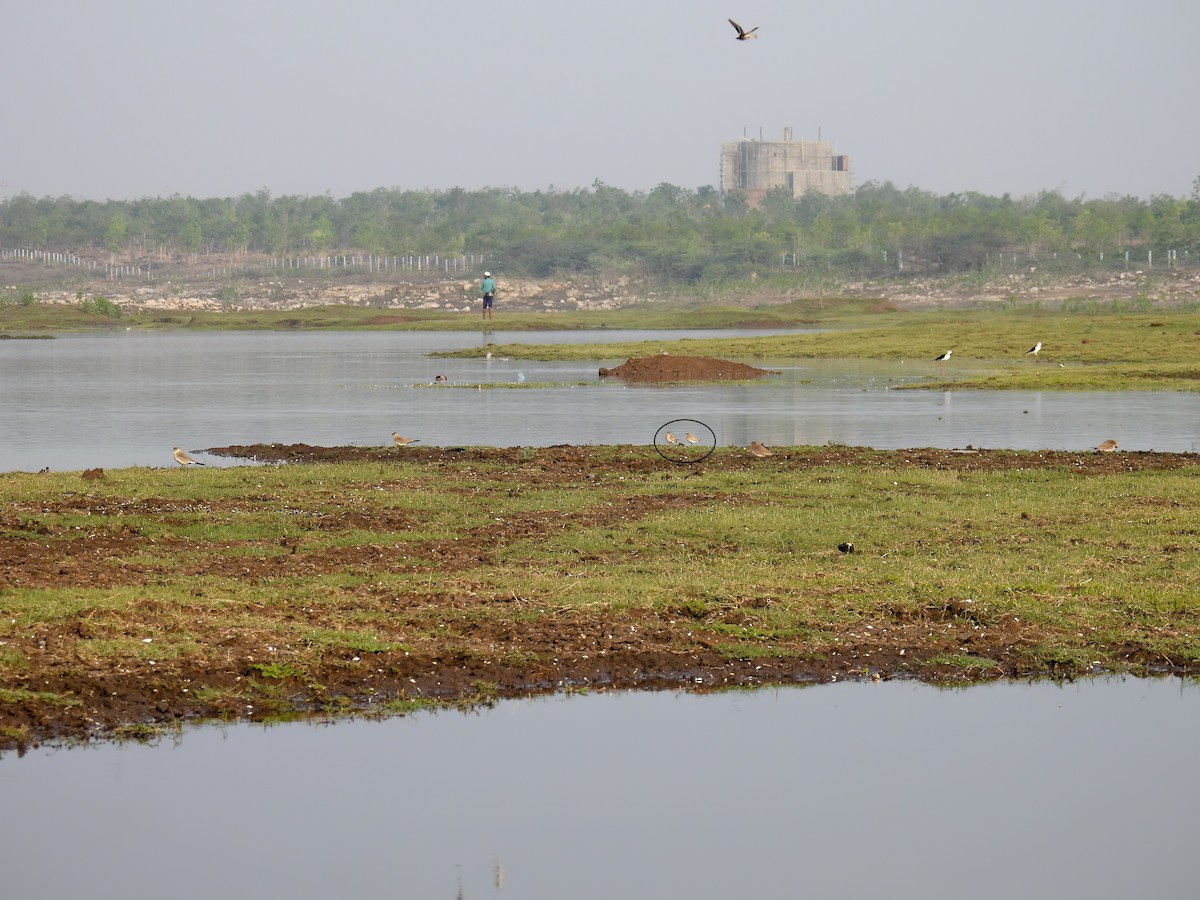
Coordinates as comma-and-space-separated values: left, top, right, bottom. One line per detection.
2, 178, 1198, 283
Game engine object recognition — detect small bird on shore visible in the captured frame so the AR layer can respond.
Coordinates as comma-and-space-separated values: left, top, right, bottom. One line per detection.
749, 441, 775, 458
664, 431, 679, 444
173, 447, 205, 466
934, 349, 952, 376
1096, 439, 1119, 452
392, 433, 420, 446
729, 18, 759, 40
685, 432, 700, 444
1026, 341, 1042, 358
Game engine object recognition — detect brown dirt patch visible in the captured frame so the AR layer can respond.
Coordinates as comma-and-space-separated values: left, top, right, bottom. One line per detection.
598, 354, 776, 382
3, 443, 1199, 755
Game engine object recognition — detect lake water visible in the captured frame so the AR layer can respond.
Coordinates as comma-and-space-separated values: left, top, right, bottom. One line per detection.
1, 677, 1195, 900
3, 330, 1198, 472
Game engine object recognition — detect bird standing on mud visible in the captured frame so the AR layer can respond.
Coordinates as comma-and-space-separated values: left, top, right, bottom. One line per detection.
173, 447, 205, 466
728, 18, 759, 40
749, 441, 775, 458
392, 433, 420, 447
1096, 439, 1119, 452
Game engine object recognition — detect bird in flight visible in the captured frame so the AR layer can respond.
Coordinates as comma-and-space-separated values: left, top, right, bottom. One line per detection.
392, 433, 420, 446
173, 447, 205, 466
749, 441, 775, 458
728, 19, 759, 40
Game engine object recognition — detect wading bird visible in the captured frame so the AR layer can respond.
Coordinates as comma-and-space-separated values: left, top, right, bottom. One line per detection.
392, 433, 420, 446
749, 441, 775, 458
1026, 341, 1042, 358
173, 447, 205, 466
728, 18, 758, 40
685, 432, 700, 444
664, 431, 679, 445
934, 349, 952, 376
1096, 439, 1119, 452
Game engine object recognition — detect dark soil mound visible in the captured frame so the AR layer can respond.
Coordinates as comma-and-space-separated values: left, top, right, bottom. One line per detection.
599, 354, 775, 382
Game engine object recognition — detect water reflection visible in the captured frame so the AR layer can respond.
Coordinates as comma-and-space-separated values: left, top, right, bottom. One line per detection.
2, 330, 1198, 472
2, 678, 1195, 899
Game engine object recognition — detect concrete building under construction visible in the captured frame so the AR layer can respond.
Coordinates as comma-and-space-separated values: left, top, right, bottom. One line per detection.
720, 127, 851, 205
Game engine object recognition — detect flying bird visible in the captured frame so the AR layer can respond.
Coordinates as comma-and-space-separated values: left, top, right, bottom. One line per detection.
392, 433, 420, 446
173, 447, 205, 466
728, 18, 759, 40
1026, 342, 1042, 358
749, 441, 775, 458
934, 349, 952, 376
1096, 439, 1119, 452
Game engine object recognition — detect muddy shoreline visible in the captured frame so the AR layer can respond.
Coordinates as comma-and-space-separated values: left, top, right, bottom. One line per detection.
4, 443, 1199, 756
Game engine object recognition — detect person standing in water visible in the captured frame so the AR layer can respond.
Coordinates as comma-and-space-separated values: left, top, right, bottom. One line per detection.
480, 271, 496, 320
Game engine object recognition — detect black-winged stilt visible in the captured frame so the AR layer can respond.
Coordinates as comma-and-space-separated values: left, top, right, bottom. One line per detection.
934, 349, 952, 376
1026, 341, 1042, 359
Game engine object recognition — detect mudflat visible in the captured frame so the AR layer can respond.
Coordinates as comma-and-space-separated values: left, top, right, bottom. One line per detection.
3, 443, 1198, 755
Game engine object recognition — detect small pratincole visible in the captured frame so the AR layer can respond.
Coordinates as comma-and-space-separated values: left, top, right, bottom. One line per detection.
664, 431, 679, 445
685, 433, 700, 444
1096, 439, 1119, 452
728, 18, 759, 40
392, 433, 420, 447
749, 441, 775, 458
173, 447, 205, 467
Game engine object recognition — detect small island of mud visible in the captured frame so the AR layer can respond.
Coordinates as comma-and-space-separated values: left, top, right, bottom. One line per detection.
599, 354, 776, 383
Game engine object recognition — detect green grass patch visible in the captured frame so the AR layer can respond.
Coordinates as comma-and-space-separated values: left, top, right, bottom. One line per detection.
433, 308, 1200, 391
0, 687, 81, 708
3, 447, 1200, 748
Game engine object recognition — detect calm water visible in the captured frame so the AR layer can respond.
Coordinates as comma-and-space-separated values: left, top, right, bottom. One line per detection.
3, 330, 1198, 471
1, 678, 1195, 900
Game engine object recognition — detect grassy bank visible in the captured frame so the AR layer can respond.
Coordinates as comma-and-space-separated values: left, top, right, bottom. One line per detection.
7, 297, 1200, 390
445, 307, 1200, 391
2, 445, 1199, 750
0, 296, 889, 334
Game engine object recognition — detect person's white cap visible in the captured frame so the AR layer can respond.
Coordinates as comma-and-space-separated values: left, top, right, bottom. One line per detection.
484, 271, 491, 276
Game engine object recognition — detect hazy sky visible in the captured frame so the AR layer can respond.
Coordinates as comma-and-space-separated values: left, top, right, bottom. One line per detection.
3, 0, 1197, 202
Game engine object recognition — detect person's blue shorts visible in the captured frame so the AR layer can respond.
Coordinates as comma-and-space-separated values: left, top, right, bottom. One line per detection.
483, 294, 494, 309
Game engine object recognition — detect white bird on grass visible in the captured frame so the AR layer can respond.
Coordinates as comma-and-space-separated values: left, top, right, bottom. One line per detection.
1026, 341, 1042, 358
934, 349, 952, 376
173, 447, 205, 467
